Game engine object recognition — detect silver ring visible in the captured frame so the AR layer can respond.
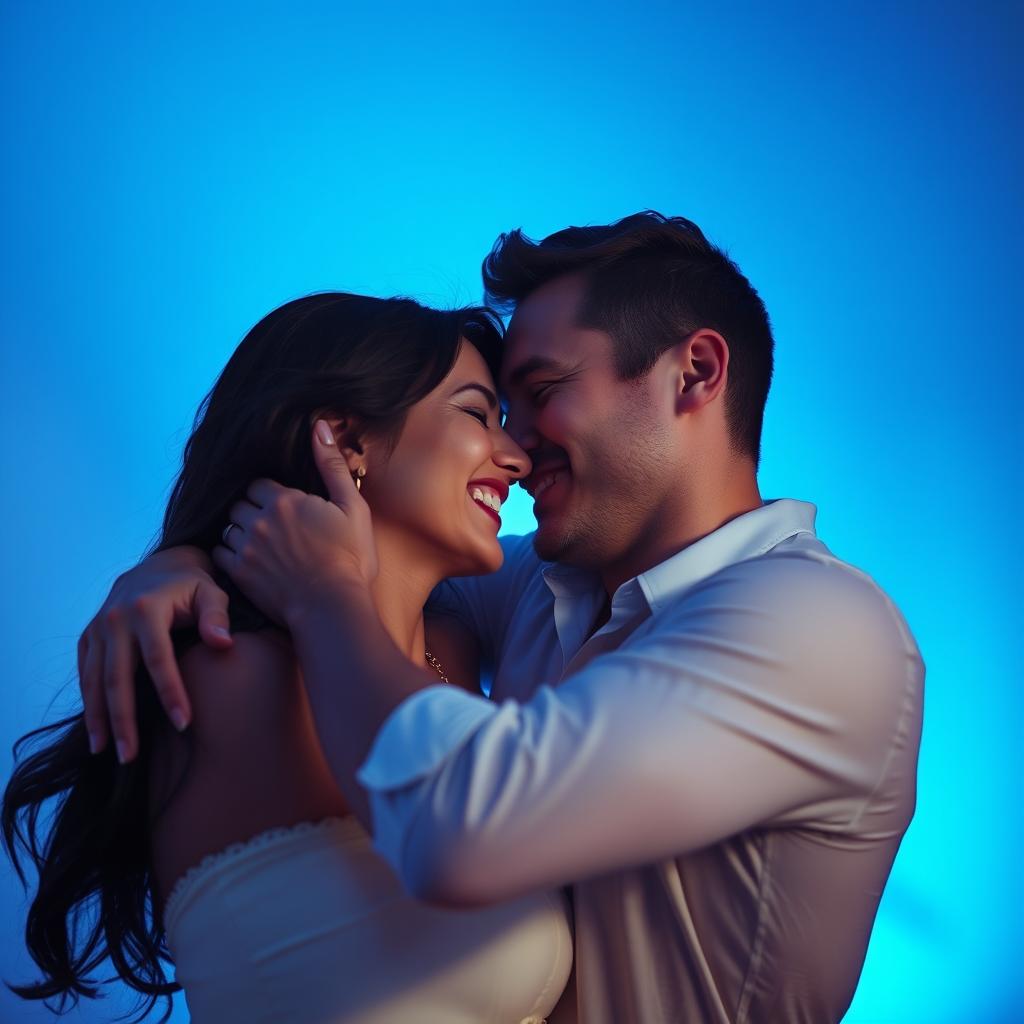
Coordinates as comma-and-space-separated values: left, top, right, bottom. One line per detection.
222, 522, 239, 547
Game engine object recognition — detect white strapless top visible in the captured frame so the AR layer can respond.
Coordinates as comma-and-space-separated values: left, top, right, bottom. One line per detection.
164, 817, 572, 1023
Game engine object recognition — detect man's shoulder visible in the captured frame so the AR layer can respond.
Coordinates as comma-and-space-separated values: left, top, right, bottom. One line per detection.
726, 534, 906, 615
650, 537, 923, 780
669, 537, 922, 680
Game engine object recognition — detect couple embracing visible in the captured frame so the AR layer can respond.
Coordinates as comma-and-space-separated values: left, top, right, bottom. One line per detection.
4, 212, 923, 1023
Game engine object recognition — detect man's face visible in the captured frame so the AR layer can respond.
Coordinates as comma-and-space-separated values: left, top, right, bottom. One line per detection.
501, 273, 675, 570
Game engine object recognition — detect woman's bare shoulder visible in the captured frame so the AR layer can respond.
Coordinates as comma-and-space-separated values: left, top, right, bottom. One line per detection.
179, 627, 295, 692
177, 628, 299, 742
151, 629, 348, 904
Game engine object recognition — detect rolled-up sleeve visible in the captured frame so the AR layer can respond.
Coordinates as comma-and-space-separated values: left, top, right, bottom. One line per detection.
356, 685, 497, 864
358, 553, 923, 906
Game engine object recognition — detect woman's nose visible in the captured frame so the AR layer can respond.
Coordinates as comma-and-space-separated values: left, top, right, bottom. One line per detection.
493, 429, 532, 480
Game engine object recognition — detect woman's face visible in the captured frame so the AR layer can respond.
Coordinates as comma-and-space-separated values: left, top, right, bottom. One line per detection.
361, 341, 530, 578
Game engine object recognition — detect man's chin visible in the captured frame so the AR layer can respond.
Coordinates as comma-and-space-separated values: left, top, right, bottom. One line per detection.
532, 516, 585, 565
532, 509, 613, 571
531, 519, 566, 563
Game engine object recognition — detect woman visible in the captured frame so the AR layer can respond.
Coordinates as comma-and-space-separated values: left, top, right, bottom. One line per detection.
2, 293, 572, 1023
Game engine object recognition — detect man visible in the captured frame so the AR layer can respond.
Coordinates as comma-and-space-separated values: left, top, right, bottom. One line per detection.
82, 212, 923, 1022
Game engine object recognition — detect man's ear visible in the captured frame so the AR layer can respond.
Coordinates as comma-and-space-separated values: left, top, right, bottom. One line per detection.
675, 329, 729, 414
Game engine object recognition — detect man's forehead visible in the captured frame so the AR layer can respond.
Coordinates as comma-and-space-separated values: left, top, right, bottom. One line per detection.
502, 274, 610, 384
506, 272, 586, 340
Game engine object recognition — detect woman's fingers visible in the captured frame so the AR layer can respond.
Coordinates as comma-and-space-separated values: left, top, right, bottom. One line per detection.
227, 499, 262, 536
78, 552, 224, 759
196, 579, 234, 648
134, 604, 191, 733
246, 478, 286, 509
77, 628, 90, 695
80, 627, 109, 754
102, 609, 138, 763
211, 544, 233, 575
312, 420, 360, 508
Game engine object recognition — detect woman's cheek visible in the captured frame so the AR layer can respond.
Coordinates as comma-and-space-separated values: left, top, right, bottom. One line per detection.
453, 425, 493, 467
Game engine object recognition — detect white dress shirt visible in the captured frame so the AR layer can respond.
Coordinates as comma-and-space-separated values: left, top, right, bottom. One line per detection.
357, 499, 924, 1023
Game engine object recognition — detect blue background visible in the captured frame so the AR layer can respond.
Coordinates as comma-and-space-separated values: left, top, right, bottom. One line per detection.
1, 2, 1020, 1021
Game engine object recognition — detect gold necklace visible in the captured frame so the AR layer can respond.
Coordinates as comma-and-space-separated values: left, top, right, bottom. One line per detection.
424, 650, 449, 684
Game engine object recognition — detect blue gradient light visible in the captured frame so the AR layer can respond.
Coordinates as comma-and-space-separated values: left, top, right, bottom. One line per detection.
2, 3, 1020, 1021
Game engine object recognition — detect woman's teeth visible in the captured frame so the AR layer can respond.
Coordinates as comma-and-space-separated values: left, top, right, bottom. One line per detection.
471, 487, 502, 512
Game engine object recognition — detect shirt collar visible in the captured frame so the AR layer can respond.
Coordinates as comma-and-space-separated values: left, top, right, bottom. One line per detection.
541, 498, 818, 612
638, 498, 817, 613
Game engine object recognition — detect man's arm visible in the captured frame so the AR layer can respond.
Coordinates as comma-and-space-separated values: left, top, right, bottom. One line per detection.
356, 557, 923, 905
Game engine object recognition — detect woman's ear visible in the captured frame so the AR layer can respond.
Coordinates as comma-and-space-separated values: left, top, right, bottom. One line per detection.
318, 416, 367, 475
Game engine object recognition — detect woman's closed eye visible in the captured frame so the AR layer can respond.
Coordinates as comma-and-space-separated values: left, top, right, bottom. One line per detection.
463, 406, 490, 425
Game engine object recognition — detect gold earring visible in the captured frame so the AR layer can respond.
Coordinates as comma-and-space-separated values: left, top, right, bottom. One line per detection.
353, 466, 366, 492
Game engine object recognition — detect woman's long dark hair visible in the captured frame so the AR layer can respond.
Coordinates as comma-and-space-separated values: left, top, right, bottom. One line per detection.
1, 292, 504, 1021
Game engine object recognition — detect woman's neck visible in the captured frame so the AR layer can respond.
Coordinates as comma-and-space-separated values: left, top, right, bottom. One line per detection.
368, 533, 443, 670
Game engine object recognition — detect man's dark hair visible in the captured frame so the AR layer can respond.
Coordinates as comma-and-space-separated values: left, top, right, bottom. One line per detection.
482, 211, 774, 466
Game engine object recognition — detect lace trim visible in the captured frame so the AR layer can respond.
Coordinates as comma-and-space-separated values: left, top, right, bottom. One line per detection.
163, 816, 362, 932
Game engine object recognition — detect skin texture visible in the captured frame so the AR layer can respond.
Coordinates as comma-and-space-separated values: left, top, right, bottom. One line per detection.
501, 273, 675, 575
502, 272, 762, 595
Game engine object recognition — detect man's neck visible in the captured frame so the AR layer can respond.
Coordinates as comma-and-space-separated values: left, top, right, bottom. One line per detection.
598, 471, 763, 597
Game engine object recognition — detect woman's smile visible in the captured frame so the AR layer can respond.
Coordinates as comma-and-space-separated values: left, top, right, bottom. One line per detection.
468, 478, 507, 527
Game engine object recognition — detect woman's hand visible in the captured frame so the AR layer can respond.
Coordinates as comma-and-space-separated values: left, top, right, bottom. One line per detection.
213, 421, 378, 628
79, 546, 233, 763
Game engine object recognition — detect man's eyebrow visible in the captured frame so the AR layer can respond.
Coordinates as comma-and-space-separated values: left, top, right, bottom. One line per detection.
451, 382, 498, 408
506, 356, 575, 387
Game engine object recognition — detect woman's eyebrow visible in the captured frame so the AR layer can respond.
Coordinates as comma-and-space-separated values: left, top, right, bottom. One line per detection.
451, 382, 498, 408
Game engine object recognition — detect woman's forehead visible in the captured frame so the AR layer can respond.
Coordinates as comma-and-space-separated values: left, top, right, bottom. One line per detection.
452, 339, 499, 388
